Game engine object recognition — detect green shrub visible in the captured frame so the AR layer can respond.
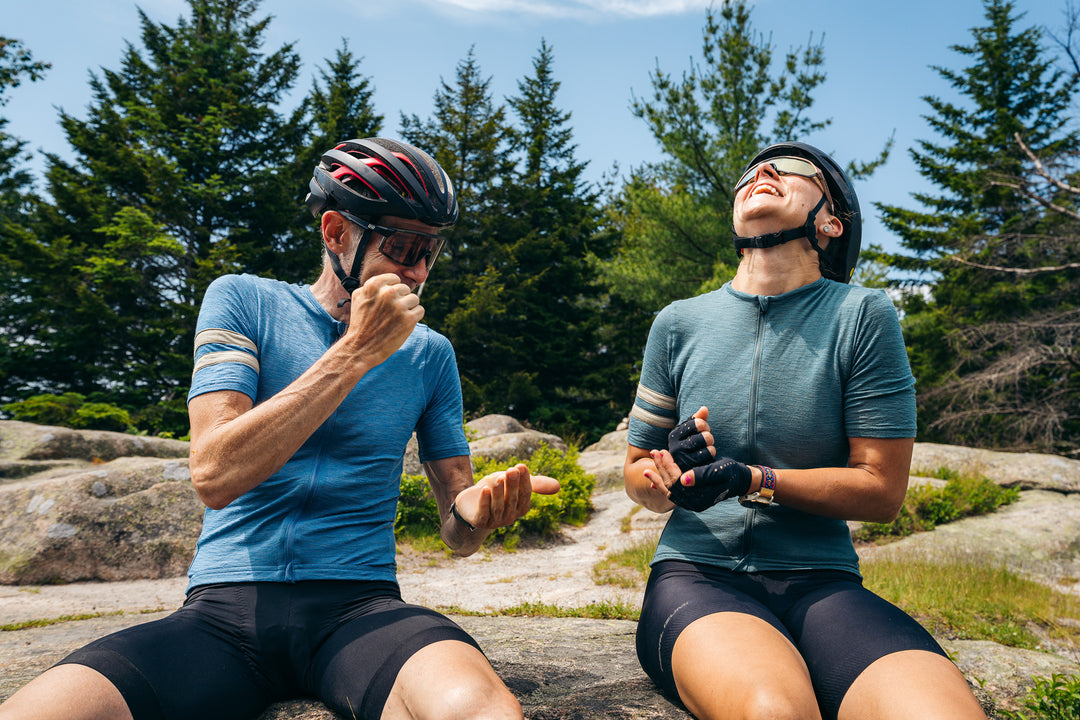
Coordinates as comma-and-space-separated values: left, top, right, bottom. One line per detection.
395, 473, 441, 539
2, 392, 86, 426
133, 399, 191, 439
396, 443, 595, 549
1000, 673, 1080, 720
854, 469, 1019, 543
3, 393, 136, 433
71, 403, 133, 433
3, 393, 187, 437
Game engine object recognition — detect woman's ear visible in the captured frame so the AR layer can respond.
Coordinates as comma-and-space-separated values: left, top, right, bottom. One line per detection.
819, 214, 843, 239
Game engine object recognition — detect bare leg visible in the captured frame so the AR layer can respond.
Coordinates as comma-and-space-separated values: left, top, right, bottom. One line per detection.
838, 649, 986, 720
380, 639, 521, 720
671, 612, 821, 720
0, 665, 132, 720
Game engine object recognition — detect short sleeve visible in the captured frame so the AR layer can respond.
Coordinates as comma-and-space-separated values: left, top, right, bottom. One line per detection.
627, 306, 678, 450
188, 275, 260, 404
844, 291, 917, 438
415, 332, 470, 462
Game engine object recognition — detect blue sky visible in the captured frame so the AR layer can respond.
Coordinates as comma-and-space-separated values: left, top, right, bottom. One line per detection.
3, 0, 1068, 254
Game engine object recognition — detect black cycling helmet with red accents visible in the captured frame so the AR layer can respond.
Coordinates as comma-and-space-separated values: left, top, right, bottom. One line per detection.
732, 141, 862, 283
305, 137, 458, 228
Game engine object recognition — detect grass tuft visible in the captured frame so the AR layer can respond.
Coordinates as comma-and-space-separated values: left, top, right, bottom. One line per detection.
862, 550, 1080, 649
443, 600, 640, 620
1, 611, 124, 632
854, 469, 1019, 544
592, 533, 659, 588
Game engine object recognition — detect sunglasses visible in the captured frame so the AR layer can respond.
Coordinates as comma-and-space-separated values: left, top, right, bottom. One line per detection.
734, 156, 834, 210
340, 212, 446, 269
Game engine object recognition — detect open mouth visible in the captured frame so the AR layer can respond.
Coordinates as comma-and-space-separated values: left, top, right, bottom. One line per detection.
750, 183, 781, 198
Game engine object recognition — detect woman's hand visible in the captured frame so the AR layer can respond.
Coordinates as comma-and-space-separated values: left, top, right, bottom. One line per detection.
667, 406, 715, 472
669, 457, 753, 512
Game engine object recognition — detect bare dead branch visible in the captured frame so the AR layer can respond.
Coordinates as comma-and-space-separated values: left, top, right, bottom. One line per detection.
1013, 132, 1080, 195
945, 254, 1080, 274
1045, 0, 1080, 77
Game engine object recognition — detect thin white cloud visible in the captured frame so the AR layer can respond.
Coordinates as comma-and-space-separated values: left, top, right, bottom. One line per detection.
417, 0, 712, 19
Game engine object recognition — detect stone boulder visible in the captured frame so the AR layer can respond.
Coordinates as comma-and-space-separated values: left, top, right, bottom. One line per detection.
912, 442, 1080, 492
465, 414, 527, 438
0, 613, 1007, 719
401, 414, 567, 476
466, 414, 567, 465
468, 431, 568, 465
584, 428, 629, 454
0, 421, 202, 584
579, 428, 629, 491
0, 420, 188, 469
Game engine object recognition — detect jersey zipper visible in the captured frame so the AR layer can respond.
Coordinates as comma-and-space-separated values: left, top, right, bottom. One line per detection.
282, 414, 334, 581
741, 298, 769, 565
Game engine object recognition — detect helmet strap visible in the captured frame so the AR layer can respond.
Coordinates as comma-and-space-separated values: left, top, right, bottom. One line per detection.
329, 226, 373, 307
733, 195, 828, 255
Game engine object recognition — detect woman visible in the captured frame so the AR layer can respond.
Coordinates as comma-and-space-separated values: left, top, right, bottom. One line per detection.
623, 142, 986, 720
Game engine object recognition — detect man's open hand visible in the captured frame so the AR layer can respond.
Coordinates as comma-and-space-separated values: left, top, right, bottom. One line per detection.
452, 464, 560, 530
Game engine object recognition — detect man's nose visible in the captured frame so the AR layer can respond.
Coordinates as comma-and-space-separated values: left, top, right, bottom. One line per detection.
403, 256, 429, 283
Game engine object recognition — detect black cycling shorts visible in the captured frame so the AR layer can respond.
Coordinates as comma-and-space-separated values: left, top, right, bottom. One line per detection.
57, 580, 481, 720
636, 560, 948, 720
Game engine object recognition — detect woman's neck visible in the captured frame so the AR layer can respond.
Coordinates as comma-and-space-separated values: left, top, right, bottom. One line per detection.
730, 243, 823, 296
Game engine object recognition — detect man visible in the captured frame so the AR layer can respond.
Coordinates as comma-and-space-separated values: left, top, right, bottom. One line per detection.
0, 138, 559, 720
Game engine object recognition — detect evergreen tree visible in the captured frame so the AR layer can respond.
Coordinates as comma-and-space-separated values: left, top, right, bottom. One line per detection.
598, 0, 888, 312
1, 0, 309, 413
0, 38, 49, 404
451, 40, 616, 438
289, 41, 383, 259
400, 47, 515, 327
0, 38, 47, 228
878, 0, 1080, 454
301, 40, 383, 169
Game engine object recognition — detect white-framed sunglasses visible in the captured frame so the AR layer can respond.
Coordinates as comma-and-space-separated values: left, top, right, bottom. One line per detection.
734, 156, 834, 211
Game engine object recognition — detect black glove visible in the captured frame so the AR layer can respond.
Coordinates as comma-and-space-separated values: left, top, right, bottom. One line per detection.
667, 416, 714, 473
668, 457, 753, 512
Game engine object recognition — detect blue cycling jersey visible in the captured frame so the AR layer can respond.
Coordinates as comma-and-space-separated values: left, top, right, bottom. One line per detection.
186, 274, 469, 590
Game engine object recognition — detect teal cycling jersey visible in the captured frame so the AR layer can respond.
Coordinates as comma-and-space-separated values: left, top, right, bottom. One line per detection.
186, 274, 469, 590
628, 278, 916, 575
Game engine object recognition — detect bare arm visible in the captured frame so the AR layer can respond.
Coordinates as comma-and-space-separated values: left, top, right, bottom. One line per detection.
752, 436, 913, 523
188, 274, 423, 510
424, 455, 561, 557
624, 444, 677, 514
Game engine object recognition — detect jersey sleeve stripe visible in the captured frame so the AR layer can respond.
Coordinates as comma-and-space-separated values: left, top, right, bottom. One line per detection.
194, 329, 257, 353
629, 404, 676, 429
193, 350, 260, 376
636, 383, 675, 410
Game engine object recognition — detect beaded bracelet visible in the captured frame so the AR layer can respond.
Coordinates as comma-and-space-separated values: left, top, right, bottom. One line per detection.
758, 465, 776, 493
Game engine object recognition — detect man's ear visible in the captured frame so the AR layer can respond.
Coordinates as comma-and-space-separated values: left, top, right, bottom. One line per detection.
321, 211, 350, 254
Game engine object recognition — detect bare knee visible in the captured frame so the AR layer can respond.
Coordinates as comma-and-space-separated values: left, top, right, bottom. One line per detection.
740, 687, 817, 720
436, 679, 521, 720
0, 664, 132, 720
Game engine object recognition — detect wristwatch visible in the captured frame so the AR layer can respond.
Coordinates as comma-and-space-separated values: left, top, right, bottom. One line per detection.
739, 465, 776, 508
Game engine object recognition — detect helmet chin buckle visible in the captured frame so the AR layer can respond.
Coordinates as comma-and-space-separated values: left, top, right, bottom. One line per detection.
733, 196, 834, 275
328, 227, 373, 306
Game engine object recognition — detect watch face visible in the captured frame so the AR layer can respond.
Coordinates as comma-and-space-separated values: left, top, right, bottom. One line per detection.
739, 492, 773, 508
